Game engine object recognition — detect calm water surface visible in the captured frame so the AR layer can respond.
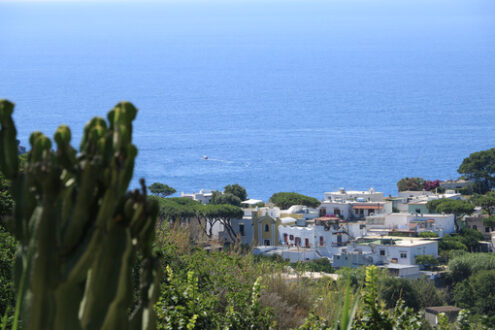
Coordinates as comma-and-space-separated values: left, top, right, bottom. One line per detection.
1, 0, 494, 200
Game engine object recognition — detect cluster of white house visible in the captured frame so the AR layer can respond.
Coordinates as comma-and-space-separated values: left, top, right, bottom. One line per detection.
181, 186, 492, 278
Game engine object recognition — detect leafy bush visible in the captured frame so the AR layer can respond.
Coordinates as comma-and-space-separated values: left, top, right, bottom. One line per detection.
303, 258, 334, 273
269, 192, 320, 209
415, 255, 439, 268
453, 270, 495, 323
418, 231, 439, 238
379, 277, 420, 310
448, 253, 495, 283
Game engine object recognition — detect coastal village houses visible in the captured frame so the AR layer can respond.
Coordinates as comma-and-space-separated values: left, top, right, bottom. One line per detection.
182, 186, 483, 276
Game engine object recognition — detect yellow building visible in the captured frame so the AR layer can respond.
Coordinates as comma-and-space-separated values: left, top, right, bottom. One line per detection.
252, 209, 296, 246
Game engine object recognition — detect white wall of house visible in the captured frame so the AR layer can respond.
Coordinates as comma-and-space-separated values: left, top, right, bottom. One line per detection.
324, 188, 383, 202
318, 202, 351, 219
379, 213, 455, 235
346, 222, 367, 239
278, 225, 350, 250
383, 241, 438, 265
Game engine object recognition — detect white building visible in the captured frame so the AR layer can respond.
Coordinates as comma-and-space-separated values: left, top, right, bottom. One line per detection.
181, 189, 213, 204
333, 238, 438, 267
324, 187, 384, 202
366, 213, 455, 237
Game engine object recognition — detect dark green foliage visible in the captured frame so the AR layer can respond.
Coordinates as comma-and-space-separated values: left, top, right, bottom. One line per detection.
224, 183, 248, 201
410, 278, 446, 309
0, 174, 13, 219
415, 254, 439, 268
448, 253, 495, 283
379, 277, 420, 310
440, 235, 468, 252
458, 148, 495, 194
397, 177, 424, 191
0, 225, 16, 321
426, 199, 475, 231
470, 192, 495, 215
483, 215, 495, 229
148, 182, 176, 198
417, 231, 439, 238
0, 100, 160, 330
303, 258, 334, 273
269, 192, 320, 209
454, 270, 495, 322
354, 266, 424, 329
457, 228, 483, 251
210, 191, 242, 206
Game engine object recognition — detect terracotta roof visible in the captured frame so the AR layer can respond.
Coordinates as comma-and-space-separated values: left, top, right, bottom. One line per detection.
315, 216, 341, 221
352, 204, 383, 210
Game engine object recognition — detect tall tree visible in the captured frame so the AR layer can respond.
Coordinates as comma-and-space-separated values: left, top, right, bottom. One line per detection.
224, 184, 248, 201
269, 192, 320, 209
397, 177, 424, 192
148, 182, 176, 198
470, 192, 495, 215
458, 148, 495, 194
210, 191, 242, 207
427, 199, 475, 231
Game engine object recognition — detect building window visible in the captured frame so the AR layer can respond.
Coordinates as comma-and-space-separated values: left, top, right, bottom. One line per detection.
239, 224, 245, 236
264, 224, 269, 232
380, 249, 385, 256
289, 234, 294, 240
355, 209, 359, 215
264, 240, 270, 246
473, 225, 478, 231
400, 252, 407, 259
305, 238, 309, 248
283, 233, 288, 243
486, 227, 490, 233
320, 236, 324, 246
416, 209, 421, 213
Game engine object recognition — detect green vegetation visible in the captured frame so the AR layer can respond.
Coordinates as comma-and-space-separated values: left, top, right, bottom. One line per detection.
397, 177, 425, 191
210, 191, 242, 206
0, 100, 160, 329
426, 199, 475, 231
224, 183, 248, 201
470, 192, 495, 215
3, 101, 495, 328
269, 192, 320, 209
415, 254, 439, 269
148, 182, 176, 198
418, 231, 439, 238
458, 148, 495, 194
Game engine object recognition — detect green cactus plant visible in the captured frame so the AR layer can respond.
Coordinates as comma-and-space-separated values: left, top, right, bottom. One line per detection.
0, 99, 160, 330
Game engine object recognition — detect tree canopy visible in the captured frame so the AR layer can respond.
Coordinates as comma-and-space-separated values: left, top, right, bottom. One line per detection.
426, 198, 474, 231
269, 192, 320, 210
458, 148, 495, 194
397, 177, 441, 192
224, 184, 247, 201
210, 191, 242, 206
149, 182, 176, 198
470, 192, 495, 215
397, 177, 424, 192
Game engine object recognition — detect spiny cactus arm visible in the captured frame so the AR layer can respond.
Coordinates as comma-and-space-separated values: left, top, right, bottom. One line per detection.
60, 162, 99, 253
0, 99, 19, 179
54, 125, 77, 172
24, 132, 64, 329
100, 234, 135, 330
54, 281, 84, 330
79, 224, 132, 330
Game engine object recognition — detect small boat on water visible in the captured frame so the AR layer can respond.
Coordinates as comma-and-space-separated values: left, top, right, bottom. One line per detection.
201, 155, 208, 160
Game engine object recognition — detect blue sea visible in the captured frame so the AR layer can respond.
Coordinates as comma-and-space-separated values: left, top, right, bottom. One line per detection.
1, 0, 494, 201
